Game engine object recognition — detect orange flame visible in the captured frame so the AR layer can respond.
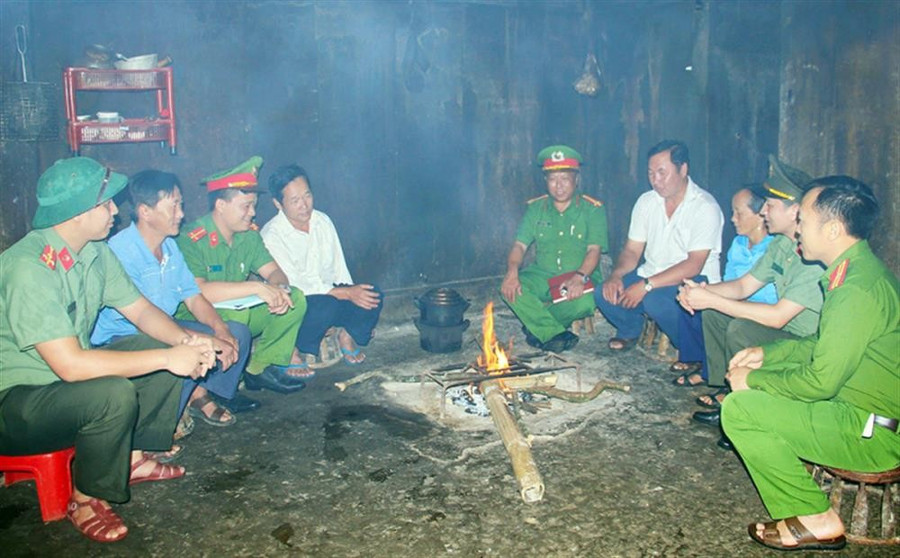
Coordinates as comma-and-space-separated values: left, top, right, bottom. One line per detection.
477, 301, 510, 372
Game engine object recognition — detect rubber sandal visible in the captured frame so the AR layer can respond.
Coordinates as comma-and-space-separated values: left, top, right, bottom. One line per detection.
143, 444, 184, 463
671, 372, 705, 387
188, 393, 236, 427
67, 497, 128, 543
285, 361, 315, 378
669, 361, 702, 373
340, 346, 365, 365
748, 516, 846, 551
696, 387, 730, 409
607, 337, 637, 351
129, 455, 185, 486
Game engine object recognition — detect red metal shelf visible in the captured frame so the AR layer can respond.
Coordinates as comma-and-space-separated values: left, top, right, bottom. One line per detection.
63, 67, 177, 154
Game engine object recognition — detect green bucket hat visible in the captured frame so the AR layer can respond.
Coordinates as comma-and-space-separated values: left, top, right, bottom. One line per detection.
32, 157, 128, 229
757, 154, 813, 204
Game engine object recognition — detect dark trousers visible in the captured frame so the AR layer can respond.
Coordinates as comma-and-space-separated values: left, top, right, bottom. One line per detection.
676, 309, 710, 381
0, 334, 180, 503
294, 286, 383, 355
175, 319, 251, 416
595, 271, 705, 349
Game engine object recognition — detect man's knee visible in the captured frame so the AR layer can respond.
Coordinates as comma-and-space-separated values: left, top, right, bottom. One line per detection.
725, 318, 765, 352
289, 288, 308, 316
226, 321, 252, 352
89, 377, 139, 419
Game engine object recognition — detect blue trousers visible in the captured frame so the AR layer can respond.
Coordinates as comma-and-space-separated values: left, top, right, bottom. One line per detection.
676, 309, 710, 380
594, 271, 705, 349
176, 320, 251, 417
294, 286, 383, 355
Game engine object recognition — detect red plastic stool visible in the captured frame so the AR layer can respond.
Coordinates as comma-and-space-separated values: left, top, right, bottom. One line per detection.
0, 447, 76, 522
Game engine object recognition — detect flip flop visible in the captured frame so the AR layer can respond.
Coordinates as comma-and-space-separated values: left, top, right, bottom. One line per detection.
748, 516, 846, 551
607, 337, 637, 351
285, 361, 315, 378
188, 393, 237, 427
67, 497, 128, 543
340, 346, 365, 365
671, 372, 705, 387
143, 444, 184, 463
129, 455, 185, 486
696, 387, 730, 409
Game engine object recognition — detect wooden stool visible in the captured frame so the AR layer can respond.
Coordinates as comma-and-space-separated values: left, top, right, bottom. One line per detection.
638, 317, 677, 362
0, 447, 75, 522
812, 464, 900, 545
570, 313, 595, 336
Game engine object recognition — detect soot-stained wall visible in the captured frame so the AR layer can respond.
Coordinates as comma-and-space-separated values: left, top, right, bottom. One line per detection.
0, 0, 896, 287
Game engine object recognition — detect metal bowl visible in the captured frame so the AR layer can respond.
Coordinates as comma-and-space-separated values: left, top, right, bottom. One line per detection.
114, 54, 158, 70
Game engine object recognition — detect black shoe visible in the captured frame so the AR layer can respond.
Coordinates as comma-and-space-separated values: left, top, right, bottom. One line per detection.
692, 409, 721, 426
244, 366, 307, 394
211, 391, 261, 413
717, 436, 734, 451
522, 326, 543, 349
542, 331, 579, 353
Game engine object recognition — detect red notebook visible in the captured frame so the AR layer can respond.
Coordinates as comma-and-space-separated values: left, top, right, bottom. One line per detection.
548, 272, 595, 304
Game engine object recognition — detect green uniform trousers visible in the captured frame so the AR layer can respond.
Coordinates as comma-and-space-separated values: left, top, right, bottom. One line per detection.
215, 288, 306, 375
722, 389, 900, 519
501, 266, 595, 343
0, 335, 181, 504
702, 310, 797, 387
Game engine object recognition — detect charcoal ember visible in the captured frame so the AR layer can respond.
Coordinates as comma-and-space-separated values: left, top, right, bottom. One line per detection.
446, 386, 490, 417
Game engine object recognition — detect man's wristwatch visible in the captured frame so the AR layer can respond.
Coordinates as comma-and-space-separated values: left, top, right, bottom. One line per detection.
574, 271, 590, 284
643, 278, 654, 292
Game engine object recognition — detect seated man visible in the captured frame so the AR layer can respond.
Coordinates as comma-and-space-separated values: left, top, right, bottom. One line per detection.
261, 165, 382, 366
500, 145, 608, 353
92, 170, 258, 426
596, 140, 723, 351
671, 186, 776, 387
175, 156, 308, 394
678, 157, 824, 435
0, 157, 218, 542
722, 176, 899, 552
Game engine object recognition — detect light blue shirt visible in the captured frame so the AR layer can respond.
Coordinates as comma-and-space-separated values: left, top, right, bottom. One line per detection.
725, 234, 777, 304
91, 223, 200, 345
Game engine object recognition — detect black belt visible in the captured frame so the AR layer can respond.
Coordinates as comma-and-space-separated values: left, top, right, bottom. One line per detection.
874, 414, 899, 433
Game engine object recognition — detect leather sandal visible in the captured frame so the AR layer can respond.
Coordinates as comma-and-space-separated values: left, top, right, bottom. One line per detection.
143, 444, 183, 463
748, 516, 846, 551
67, 497, 128, 543
669, 361, 702, 373
671, 372, 704, 387
129, 454, 185, 486
188, 393, 236, 427
696, 387, 730, 409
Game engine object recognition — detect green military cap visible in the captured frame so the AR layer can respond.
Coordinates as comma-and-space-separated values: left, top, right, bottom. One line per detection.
203, 155, 264, 193
536, 145, 583, 171
757, 154, 812, 204
32, 157, 127, 229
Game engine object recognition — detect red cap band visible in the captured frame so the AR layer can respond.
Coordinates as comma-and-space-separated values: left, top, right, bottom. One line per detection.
543, 158, 580, 171
206, 172, 258, 192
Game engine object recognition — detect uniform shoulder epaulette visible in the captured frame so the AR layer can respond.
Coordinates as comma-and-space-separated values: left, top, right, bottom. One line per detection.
581, 194, 604, 207
828, 259, 849, 291
40, 245, 56, 270
527, 194, 549, 204
187, 226, 207, 242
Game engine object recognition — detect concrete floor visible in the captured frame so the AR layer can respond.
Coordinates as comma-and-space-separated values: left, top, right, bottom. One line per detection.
2, 279, 897, 557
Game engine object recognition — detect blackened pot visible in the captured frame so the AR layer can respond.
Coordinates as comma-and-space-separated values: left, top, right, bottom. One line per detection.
414, 318, 470, 353
414, 287, 470, 327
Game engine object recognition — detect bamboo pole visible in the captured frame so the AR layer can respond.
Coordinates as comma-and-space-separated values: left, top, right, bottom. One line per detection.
482, 378, 547, 503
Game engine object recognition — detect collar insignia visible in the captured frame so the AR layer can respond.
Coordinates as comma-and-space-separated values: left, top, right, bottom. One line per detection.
58, 247, 74, 272
209, 231, 219, 247
828, 259, 849, 291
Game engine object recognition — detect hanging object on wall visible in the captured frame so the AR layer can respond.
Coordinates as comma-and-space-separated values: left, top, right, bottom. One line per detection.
573, 53, 602, 97
0, 24, 59, 142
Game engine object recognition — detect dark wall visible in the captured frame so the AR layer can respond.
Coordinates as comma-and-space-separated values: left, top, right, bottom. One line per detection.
1, 0, 896, 287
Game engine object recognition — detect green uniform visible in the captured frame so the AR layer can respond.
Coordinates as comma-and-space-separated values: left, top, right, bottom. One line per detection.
0, 229, 181, 503
703, 235, 825, 386
722, 240, 900, 519
175, 214, 306, 374
502, 195, 608, 342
